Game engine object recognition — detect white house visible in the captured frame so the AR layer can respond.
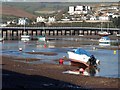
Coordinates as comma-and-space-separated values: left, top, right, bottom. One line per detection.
90, 16, 97, 20
75, 6, 83, 11
0, 23, 7, 27
68, 5, 92, 15
18, 18, 28, 25
106, 12, 114, 16
112, 14, 120, 18
99, 15, 109, 21
7, 21, 11, 25
36, 16, 46, 23
48, 17, 56, 23
68, 6, 75, 15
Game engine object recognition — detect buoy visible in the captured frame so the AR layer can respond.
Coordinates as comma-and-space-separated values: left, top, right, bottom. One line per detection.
113, 50, 116, 55
19, 48, 22, 51
59, 58, 64, 65
44, 44, 47, 48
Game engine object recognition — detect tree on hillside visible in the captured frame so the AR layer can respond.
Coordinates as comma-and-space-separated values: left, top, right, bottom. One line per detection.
112, 17, 120, 28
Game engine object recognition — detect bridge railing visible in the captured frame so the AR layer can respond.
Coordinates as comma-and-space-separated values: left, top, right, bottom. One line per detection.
0, 27, 119, 31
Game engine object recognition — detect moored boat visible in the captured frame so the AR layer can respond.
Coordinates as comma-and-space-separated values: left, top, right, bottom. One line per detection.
98, 31, 110, 36
37, 35, 46, 42
21, 35, 30, 42
67, 48, 100, 68
99, 36, 110, 46
116, 34, 120, 37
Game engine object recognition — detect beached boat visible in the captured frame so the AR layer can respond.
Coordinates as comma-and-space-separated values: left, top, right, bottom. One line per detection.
99, 36, 110, 46
37, 35, 46, 42
67, 48, 100, 68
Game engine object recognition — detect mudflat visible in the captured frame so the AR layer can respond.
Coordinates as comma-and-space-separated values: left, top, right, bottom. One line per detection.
1, 55, 119, 89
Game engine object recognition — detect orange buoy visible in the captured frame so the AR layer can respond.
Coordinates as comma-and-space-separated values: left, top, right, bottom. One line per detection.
44, 44, 47, 48
59, 58, 64, 65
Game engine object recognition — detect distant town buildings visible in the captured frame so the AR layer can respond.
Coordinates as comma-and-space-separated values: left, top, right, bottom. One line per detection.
1, 2, 120, 27
68, 5, 92, 15
18, 18, 29, 25
67, 3, 120, 21
48, 16, 56, 23
36, 16, 46, 23
36, 16, 56, 23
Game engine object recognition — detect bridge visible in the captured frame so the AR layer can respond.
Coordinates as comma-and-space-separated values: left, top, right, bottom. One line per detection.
0, 27, 119, 39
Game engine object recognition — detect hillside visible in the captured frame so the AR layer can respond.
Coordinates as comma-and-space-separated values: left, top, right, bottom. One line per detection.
0, 5, 36, 19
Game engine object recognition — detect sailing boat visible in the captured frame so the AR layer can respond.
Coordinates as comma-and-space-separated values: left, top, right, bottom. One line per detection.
21, 20, 30, 42
98, 23, 111, 46
98, 22, 110, 36
37, 35, 46, 41
37, 25, 46, 42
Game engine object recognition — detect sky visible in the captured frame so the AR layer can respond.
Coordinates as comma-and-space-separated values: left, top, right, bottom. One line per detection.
0, 0, 119, 2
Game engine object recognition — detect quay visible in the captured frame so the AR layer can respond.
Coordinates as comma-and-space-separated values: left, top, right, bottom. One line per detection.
0, 27, 119, 40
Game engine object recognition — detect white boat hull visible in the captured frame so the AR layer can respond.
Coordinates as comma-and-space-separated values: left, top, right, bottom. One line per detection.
67, 51, 90, 63
38, 37, 45, 41
67, 51, 100, 67
99, 37, 111, 46
67, 51, 89, 67
21, 35, 30, 42
98, 31, 110, 36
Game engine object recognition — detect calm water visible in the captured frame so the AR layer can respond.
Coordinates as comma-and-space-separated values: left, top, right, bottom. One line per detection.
1, 40, 119, 78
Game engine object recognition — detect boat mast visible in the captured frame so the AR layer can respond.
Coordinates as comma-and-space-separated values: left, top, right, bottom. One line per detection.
107, 23, 109, 32
101, 22, 103, 32
23, 17, 26, 35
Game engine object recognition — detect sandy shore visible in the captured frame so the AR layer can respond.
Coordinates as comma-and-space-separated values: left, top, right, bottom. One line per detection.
2, 55, 119, 89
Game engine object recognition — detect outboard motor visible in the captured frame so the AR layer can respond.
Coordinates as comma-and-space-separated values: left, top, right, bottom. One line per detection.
88, 55, 97, 66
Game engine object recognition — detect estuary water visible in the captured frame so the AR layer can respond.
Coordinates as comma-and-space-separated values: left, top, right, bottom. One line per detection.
1, 40, 119, 78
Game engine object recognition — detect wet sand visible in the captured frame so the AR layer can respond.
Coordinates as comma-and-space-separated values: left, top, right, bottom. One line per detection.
2, 55, 119, 89
26, 52, 58, 56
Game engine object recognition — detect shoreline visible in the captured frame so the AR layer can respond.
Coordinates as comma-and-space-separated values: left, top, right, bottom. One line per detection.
2, 55, 119, 89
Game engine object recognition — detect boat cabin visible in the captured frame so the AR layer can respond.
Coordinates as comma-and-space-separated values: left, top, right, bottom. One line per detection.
99, 36, 111, 46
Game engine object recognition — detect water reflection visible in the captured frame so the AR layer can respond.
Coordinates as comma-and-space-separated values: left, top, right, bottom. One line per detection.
84, 66, 100, 76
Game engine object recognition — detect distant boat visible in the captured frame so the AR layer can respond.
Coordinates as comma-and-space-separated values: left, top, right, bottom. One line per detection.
99, 36, 111, 46
21, 22, 30, 42
116, 34, 120, 37
67, 48, 100, 68
21, 34, 30, 42
98, 23, 110, 36
37, 35, 46, 42
98, 31, 110, 36
37, 25, 46, 42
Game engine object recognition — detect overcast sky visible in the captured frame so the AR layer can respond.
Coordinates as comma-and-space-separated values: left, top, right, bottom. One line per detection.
0, 0, 119, 2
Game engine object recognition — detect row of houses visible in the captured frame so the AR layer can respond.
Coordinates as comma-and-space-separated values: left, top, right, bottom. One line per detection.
36, 16, 56, 23
68, 5, 92, 15
1, 16, 56, 26
1, 3, 120, 26
67, 3, 120, 21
